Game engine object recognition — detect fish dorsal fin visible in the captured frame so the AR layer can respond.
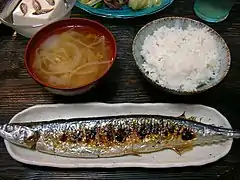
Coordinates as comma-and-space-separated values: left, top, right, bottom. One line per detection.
177, 111, 186, 119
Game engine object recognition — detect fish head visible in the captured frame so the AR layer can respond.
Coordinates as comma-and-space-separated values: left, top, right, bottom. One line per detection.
0, 124, 39, 149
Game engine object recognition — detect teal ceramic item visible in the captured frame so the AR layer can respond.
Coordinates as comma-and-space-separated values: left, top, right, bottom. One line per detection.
75, 0, 175, 18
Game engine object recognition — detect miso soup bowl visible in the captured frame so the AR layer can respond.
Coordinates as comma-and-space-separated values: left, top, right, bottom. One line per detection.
24, 18, 117, 96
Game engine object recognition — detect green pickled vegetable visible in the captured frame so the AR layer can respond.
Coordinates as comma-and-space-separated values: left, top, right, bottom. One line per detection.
80, 0, 89, 4
128, 0, 162, 10
93, 1, 103, 8
79, 0, 103, 7
153, 0, 161, 5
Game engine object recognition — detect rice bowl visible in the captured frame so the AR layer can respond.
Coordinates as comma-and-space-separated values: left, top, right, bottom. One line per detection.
132, 17, 231, 95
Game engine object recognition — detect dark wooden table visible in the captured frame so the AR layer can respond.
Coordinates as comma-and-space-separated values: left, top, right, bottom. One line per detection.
0, 0, 240, 179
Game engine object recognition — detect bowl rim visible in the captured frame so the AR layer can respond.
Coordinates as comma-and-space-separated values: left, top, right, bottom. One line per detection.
24, 17, 117, 91
132, 16, 231, 95
0, 0, 76, 28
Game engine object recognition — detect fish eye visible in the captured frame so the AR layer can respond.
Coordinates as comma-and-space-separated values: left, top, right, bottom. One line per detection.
13, 133, 19, 139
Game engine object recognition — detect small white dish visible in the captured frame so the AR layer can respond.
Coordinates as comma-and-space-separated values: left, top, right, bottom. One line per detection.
0, 0, 76, 38
3, 103, 233, 168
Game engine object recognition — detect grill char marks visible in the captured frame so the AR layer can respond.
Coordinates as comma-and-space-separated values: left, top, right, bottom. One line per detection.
58, 118, 196, 147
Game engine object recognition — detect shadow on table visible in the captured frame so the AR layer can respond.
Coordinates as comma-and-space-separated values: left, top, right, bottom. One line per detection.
51, 62, 121, 104
139, 75, 227, 105
0, 23, 14, 37
52, 81, 119, 104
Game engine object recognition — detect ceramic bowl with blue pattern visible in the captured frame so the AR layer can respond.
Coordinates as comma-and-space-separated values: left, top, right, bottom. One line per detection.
132, 17, 231, 95
75, 0, 175, 18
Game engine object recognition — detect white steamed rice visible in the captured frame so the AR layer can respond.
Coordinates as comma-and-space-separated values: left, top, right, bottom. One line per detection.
140, 24, 222, 92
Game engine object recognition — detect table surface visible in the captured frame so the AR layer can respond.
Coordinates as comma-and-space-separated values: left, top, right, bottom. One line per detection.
0, 0, 240, 179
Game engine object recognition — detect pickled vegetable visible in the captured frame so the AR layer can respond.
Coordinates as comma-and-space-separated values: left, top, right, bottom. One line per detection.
128, 0, 161, 10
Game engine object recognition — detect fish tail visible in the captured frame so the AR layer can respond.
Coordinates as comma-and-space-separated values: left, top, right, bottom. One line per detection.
232, 130, 240, 139
225, 129, 240, 139
213, 126, 240, 139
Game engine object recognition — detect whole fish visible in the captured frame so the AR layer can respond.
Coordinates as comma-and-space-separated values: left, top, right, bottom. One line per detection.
32, 0, 42, 11
0, 113, 239, 158
32, 8, 54, 15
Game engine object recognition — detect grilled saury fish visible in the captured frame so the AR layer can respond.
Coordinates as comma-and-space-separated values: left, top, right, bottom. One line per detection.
0, 113, 239, 158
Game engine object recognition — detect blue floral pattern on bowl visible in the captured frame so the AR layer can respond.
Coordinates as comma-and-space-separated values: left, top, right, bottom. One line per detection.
75, 0, 175, 18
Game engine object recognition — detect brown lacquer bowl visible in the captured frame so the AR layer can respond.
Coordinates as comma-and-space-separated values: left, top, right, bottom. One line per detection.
24, 18, 117, 96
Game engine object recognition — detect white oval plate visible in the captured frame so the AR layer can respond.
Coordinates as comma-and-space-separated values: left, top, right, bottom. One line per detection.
4, 103, 233, 168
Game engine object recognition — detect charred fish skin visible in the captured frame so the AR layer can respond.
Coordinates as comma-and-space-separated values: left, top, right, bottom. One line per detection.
1, 114, 240, 158
45, 0, 55, 6
33, 116, 239, 157
32, 0, 42, 11
20, 3, 28, 16
32, 8, 54, 15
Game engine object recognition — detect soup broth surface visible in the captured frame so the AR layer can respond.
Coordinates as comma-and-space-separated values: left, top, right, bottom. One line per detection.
32, 26, 112, 89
